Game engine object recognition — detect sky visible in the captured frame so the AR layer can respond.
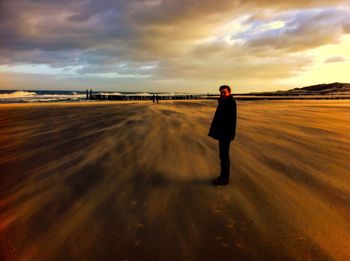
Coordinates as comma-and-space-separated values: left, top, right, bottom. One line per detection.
0, 0, 349, 93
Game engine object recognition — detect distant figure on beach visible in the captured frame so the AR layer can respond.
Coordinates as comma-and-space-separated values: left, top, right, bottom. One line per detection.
208, 85, 237, 185
152, 94, 156, 103
156, 95, 159, 103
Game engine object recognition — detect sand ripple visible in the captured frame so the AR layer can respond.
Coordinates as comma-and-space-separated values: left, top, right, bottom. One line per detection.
0, 100, 349, 260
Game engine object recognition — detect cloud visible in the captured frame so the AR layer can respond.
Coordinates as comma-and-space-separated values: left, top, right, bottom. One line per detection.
243, 8, 349, 52
0, 0, 349, 91
324, 56, 347, 63
2, 1, 348, 57
343, 23, 350, 33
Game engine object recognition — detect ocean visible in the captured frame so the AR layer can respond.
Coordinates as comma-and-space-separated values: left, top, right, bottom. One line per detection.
0, 90, 90, 103
0, 90, 207, 103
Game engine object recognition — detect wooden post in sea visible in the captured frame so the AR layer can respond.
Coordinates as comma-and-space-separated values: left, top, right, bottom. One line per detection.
90, 89, 92, 99
86, 89, 89, 100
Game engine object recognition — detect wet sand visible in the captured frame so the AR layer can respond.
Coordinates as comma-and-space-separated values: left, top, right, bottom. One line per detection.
0, 100, 349, 260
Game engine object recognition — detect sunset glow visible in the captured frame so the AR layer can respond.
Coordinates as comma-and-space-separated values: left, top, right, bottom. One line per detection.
0, 0, 349, 93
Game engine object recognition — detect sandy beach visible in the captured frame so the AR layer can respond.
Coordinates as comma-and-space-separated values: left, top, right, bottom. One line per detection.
0, 100, 349, 260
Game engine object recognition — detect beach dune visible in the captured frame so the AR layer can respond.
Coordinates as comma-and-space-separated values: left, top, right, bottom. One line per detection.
0, 100, 349, 260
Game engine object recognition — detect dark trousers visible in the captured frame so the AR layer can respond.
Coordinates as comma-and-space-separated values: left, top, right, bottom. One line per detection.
219, 139, 231, 180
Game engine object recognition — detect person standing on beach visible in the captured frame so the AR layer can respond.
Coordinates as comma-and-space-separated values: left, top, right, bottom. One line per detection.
208, 85, 237, 185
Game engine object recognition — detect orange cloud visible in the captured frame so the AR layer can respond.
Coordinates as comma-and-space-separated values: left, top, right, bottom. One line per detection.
0, 0, 349, 92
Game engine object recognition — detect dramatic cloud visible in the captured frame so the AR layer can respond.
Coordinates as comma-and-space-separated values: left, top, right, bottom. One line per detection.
0, 0, 349, 92
242, 8, 349, 51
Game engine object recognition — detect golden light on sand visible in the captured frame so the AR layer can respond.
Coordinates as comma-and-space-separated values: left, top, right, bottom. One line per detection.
0, 100, 349, 260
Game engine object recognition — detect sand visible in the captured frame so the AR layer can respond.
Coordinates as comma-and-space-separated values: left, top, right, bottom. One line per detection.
0, 100, 349, 260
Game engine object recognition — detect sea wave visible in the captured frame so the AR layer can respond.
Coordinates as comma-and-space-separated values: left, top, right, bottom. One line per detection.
0, 90, 86, 103
0, 91, 37, 98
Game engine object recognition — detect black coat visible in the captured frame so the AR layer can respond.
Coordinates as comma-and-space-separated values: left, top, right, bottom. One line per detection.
208, 95, 237, 140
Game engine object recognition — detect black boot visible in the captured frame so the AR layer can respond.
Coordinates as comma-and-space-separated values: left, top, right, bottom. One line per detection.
212, 176, 229, 185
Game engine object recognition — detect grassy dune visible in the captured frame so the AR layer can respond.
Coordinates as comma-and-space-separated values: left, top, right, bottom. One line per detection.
0, 100, 349, 260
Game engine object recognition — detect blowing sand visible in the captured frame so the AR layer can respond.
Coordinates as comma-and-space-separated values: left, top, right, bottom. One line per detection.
0, 100, 349, 260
